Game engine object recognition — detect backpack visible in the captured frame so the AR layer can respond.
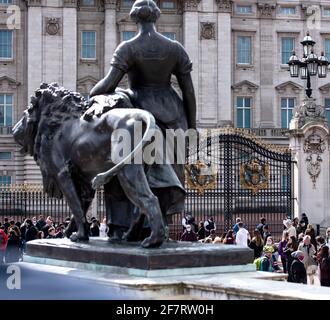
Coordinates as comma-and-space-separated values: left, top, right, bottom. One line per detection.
254, 257, 262, 270
254, 256, 272, 271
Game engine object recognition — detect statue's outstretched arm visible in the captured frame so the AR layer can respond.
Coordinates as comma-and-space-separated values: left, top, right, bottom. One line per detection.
176, 73, 197, 130
90, 67, 125, 97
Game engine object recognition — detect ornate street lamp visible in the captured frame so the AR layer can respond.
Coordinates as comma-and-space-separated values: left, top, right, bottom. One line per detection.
301, 31, 315, 56
288, 51, 299, 77
318, 52, 329, 78
299, 55, 308, 80
306, 50, 318, 76
288, 32, 329, 98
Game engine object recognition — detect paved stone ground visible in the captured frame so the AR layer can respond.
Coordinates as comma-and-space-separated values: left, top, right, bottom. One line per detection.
0, 262, 134, 300
1, 261, 329, 300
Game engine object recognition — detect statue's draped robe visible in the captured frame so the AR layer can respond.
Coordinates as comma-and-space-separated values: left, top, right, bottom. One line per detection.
105, 34, 192, 231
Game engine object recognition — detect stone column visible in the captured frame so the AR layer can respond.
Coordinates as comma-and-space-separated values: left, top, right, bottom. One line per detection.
257, 2, 276, 128
27, 0, 42, 97
63, 0, 78, 90
289, 98, 330, 227
104, 0, 117, 76
25, 0, 43, 184
182, 0, 200, 123
216, 0, 232, 126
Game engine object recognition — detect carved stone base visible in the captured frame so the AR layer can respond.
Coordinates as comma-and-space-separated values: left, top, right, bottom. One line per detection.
26, 238, 254, 270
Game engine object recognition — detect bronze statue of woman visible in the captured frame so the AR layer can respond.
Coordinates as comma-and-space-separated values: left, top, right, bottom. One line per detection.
89, 0, 196, 241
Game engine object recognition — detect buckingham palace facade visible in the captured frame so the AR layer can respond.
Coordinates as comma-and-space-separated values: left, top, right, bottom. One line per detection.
1, 0, 330, 184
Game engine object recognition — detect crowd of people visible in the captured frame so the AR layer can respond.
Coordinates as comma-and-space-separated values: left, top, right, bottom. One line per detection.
1, 212, 330, 287
179, 212, 330, 287
0, 215, 109, 264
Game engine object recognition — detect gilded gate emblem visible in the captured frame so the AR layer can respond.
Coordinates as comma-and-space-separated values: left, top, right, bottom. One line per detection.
240, 158, 269, 194
185, 160, 217, 195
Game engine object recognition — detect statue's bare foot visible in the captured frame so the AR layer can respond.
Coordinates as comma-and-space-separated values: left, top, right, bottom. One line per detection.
70, 223, 89, 242
70, 232, 89, 242
141, 231, 164, 248
64, 220, 76, 238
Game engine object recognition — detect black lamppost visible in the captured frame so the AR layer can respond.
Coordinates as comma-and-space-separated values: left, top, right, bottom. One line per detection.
288, 32, 329, 98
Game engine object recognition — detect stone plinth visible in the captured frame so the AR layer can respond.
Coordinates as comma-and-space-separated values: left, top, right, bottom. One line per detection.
26, 238, 253, 271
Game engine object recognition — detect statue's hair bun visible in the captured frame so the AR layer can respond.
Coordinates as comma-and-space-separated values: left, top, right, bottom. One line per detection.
137, 5, 152, 20
130, 1, 161, 23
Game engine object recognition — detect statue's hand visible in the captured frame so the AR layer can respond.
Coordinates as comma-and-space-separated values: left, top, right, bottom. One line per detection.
83, 97, 105, 121
92, 174, 107, 190
88, 96, 96, 107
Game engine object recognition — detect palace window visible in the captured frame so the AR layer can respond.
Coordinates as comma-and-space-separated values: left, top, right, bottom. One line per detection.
81, 31, 96, 59
237, 36, 251, 64
280, 7, 296, 15
81, 0, 95, 6
0, 175, 11, 185
325, 39, 330, 61
236, 97, 251, 128
122, 31, 136, 41
281, 37, 294, 64
325, 8, 330, 17
0, 0, 12, 4
0, 30, 13, 59
236, 5, 252, 14
324, 99, 330, 124
161, 32, 176, 40
160, 0, 175, 9
0, 94, 13, 127
281, 98, 295, 128
0, 152, 11, 160
122, 0, 134, 8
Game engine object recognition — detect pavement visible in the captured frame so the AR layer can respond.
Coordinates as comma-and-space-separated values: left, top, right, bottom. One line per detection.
0, 262, 134, 300
1, 260, 330, 300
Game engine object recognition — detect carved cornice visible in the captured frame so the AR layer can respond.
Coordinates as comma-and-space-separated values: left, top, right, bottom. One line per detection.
232, 80, 259, 93
0, 76, 21, 89
275, 81, 303, 94
216, 0, 232, 13
257, 2, 276, 18
319, 83, 330, 94
181, 0, 201, 12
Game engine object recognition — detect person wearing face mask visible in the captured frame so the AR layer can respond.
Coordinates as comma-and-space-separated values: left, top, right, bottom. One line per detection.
180, 224, 197, 242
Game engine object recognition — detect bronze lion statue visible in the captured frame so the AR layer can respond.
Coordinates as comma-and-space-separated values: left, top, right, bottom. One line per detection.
12, 82, 185, 248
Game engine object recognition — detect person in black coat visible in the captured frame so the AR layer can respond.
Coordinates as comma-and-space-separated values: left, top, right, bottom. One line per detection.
25, 220, 38, 242
5, 230, 21, 263
36, 215, 46, 231
318, 246, 330, 287
90, 220, 100, 237
197, 221, 205, 240
288, 251, 307, 284
180, 225, 198, 242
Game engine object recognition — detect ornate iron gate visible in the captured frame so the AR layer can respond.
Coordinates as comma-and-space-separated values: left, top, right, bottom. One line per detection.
170, 128, 294, 241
